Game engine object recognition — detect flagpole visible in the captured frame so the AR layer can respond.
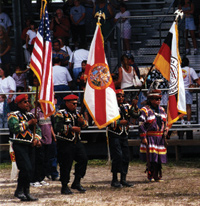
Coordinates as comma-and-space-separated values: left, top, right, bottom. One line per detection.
33, 84, 39, 142
95, 10, 111, 164
135, 64, 154, 100
32, 0, 46, 143
106, 127, 111, 165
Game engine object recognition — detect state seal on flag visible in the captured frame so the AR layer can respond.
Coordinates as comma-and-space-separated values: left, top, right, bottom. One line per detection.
88, 63, 112, 90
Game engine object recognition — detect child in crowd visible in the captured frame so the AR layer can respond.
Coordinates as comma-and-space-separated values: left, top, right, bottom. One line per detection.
26, 20, 37, 58
29, 76, 40, 110
21, 18, 31, 64
12, 66, 27, 92
76, 60, 87, 91
0, 94, 8, 128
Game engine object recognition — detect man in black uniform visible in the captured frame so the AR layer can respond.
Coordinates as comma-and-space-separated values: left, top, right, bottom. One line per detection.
54, 94, 88, 195
7, 94, 41, 201
108, 89, 140, 188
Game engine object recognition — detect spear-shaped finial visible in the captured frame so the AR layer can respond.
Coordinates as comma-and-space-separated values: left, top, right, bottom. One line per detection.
94, 10, 106, 24
174, 9, 184, 22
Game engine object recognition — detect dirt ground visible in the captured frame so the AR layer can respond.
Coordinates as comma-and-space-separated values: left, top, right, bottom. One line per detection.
0, 159, 200, 206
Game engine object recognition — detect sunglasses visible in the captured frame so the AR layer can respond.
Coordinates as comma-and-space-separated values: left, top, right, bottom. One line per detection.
117, 95, 124, 97
70, 102, 78, 105
153, 97, 161, 101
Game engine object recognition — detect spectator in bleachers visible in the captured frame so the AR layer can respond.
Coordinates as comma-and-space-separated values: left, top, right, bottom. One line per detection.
0, 94, 8, 128
29, 76, 39, 110
179, 0, 198, 55
53, 57, 72, 107
57, 36, 73, 58
83, 0, 96, 36
193, 0, 200, 37
70, 0, 86, 50
69, 43, 89, 84
114, 54, 141, 103
52, 39, 70, 67
0, 4, 12, 35
76, 60, 87, 91
21, 17, 31, 65
77, 60, 87, 105
127, 54, 145, 108
26, 20, 37, 60
0, 64, 16, 112
181, 56, 200, 125
114, 2, 131, 54
63, 0, 74, 18
50, 8, 71, 44
127, 54, 140, 79
12, 66, 27, 92
93, 0, 114, 38
21, 18, 31, 43
0, 25, 12, 75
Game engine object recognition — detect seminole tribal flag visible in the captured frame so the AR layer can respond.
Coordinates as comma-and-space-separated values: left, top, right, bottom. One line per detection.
153, 21, 186, 126
84, 23, 120, 129
29, 4, 55, 118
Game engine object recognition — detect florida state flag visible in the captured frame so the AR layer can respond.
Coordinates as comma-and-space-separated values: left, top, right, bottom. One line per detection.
153, 21, 186, 126
83, 23, 120, 129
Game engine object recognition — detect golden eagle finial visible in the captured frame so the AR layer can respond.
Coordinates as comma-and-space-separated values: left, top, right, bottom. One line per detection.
174, 9, 184, 21
95, 11, 106, 23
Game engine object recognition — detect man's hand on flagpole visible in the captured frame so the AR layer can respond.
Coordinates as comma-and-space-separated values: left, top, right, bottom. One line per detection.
72, 126, 81, 133
28, 118, 37, 126
120, 120, 128, 126
132, 98, 138, 107
78, 116, 84, 125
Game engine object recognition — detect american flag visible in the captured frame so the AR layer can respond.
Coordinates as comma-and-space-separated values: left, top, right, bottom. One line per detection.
29, 5, 55, 118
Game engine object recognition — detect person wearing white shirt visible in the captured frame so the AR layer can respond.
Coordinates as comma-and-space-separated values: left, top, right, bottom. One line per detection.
69, 45, 89, 84
114, 2, 131, 54
0, 65, 16, 101
57, 37, 73, 59
181, 56, 200, 125
53, 57, 72, 107
0, 5, 12, 35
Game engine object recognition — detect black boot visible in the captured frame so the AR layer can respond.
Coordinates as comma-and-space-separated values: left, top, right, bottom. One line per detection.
14, 183, 27, 201
152, 162, 159, 181
23, 186, 38, 201
71, 176, 86, 192
61, 184, 73, 195
111, 173, 122, 188
120, 174, 133, 187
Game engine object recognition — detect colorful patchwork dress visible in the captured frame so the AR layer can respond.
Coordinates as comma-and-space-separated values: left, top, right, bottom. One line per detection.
139, 104, 167, 180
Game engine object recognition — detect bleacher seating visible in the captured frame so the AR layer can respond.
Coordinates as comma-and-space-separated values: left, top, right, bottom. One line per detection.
1, 0, 200, 162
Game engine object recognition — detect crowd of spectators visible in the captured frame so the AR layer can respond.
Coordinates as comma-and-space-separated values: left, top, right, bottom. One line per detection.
1, 0, 200, 129
1, 2, 200, 197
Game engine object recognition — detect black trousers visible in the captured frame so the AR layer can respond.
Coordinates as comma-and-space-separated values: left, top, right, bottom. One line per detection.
48, 140, 59, 179
109, 133, 130, 175
31, 144, 51, 182
13, 142, 33, 190
57, 139, 88, 186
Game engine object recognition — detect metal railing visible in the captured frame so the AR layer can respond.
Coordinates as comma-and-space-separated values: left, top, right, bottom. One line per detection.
1, 87, 200, 129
